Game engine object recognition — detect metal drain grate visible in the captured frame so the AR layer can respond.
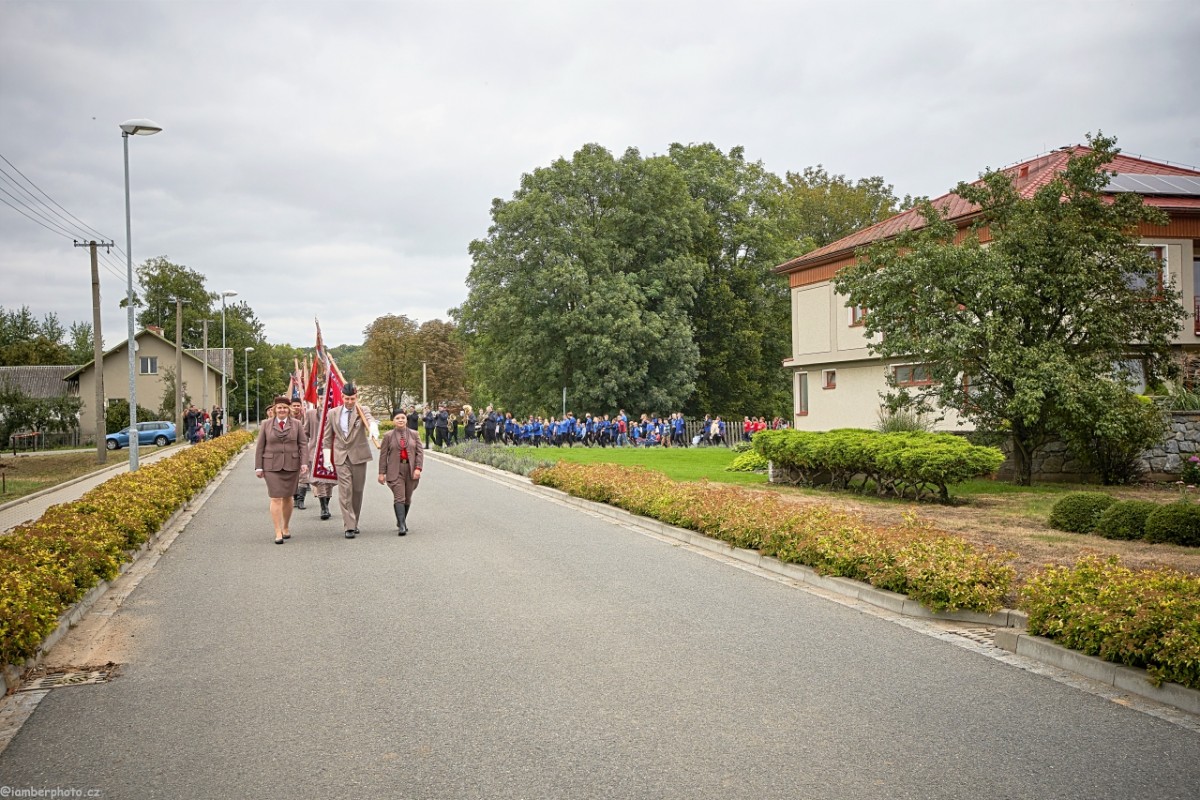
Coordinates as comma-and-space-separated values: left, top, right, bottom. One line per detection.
16, 669, 114, 693
953, 628, 996, 647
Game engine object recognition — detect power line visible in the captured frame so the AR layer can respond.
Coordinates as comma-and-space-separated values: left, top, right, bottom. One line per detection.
0, 151, 121, 250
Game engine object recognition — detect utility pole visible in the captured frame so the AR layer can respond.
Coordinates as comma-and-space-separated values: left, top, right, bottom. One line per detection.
201, 319, 211, 415
75, 240, 113, 464
173, 297, 189, 438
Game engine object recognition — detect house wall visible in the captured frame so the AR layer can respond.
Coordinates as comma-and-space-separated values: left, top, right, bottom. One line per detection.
786, 235, 1200, 431
76, 336, 224, 426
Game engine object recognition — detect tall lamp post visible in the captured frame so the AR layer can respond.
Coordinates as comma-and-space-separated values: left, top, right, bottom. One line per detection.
120, 118, 162, 472
256, 367, 263, 424
244, 346, 254, 428
220, 290, 238, 430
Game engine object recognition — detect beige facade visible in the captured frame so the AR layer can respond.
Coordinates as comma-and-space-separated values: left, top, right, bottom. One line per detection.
68, 329, 227, 425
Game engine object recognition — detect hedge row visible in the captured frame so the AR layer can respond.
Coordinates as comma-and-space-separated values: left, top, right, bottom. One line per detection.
1048, 492, 1200, 547
1021, 556, 1200, 690
530, 461, 1015, 613
0, 432, 253, 666
751, 429, 1004, 502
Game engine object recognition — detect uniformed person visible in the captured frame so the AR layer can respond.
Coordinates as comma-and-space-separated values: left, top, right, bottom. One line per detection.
378, 411, 424, 535
323, 382, 376, 538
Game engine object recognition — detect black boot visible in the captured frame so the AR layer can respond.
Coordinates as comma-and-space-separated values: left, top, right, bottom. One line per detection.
394, 502, 408, 536
319, 497, 331, 520
296, 487, 307, 510
293, 494, 303, 509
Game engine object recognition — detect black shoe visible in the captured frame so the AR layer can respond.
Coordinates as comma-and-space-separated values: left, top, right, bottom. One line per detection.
275, 537, 284, 544
295, 495, 306, 510
345, 529, 356, 539
319, 498, 331, 520
293, 495, 302, 509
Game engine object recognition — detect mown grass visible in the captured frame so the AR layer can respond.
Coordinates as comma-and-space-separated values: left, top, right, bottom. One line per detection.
0, 452, 114, 502
502, 445, 767, 485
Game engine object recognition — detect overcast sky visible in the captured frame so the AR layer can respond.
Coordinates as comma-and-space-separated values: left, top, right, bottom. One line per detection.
3, 0, 1198, 350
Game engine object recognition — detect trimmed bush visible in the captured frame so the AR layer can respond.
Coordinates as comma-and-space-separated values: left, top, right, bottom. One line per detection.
752, 428, 1002, 502
532, 461, 1015, 612
1021, 556, 1200, 689
1047, 492, 1116, 533
1144, 503, 1200, 547
0, 431, 253, 666
726, 449, 768, 473
1094, 500, 1158, 541
443, 440, 554, 477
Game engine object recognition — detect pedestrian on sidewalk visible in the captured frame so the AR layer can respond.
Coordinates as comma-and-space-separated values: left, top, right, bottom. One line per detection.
378, 411, 423, 535
255, 396, 310, 544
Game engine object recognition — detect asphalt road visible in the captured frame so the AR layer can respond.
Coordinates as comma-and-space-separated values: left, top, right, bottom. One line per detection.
1, 452, 1198, 799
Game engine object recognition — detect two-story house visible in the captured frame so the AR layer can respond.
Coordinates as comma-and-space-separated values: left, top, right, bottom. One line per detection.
773, 145, 1200, 431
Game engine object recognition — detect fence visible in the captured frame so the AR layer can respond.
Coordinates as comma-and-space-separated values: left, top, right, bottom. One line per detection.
8, 430, 84, 453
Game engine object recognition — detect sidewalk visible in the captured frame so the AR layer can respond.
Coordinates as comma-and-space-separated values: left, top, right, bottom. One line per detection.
0, 445, 186, 533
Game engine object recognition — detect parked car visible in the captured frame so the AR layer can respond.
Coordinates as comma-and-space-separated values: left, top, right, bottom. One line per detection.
105, 421, 177, 450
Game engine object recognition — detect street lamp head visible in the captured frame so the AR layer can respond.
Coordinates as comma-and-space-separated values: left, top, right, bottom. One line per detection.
245, 346, 255, 352
221, 290, 238, 299
119, 119, 163, 136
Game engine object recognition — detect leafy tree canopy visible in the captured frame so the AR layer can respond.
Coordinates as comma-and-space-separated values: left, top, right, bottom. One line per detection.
0, 305, 70, 366
454, 144, 705, 414
362, 314, 421, 414
133, 256, 216, 340
833, 133, 1185, 484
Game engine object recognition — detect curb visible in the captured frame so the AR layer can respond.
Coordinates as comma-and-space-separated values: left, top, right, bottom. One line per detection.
430, 451, 1200, 717
1, 445, 250, 694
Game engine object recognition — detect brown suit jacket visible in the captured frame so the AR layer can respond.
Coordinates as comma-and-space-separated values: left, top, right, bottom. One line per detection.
323, 403, 374, 465
378, 427, 424, 481
255, 418, 310, 473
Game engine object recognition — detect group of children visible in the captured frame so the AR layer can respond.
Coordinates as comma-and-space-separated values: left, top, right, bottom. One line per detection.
471, 409, 696, 448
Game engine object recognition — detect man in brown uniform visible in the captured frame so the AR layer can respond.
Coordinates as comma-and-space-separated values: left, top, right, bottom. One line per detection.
323, 382, 375, 538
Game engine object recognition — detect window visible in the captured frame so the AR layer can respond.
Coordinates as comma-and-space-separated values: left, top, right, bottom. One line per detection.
895, 363, 934, 387
794, 372, 809, 416
822, 369, 837, 390
849, 305, 867, 326
139, 356, 158, 375
1125, 245, 1165, 298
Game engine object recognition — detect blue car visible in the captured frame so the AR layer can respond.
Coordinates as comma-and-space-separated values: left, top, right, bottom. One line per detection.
106, 421, 177, 450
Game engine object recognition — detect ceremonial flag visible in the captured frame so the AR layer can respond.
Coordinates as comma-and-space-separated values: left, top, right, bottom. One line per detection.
303, 354, 318, 405
310, 349, 342, 484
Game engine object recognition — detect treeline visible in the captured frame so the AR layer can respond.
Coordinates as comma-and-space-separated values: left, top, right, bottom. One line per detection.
452, 143, 906, 419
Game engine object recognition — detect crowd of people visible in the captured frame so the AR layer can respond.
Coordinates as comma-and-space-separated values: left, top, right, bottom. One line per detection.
181, 405, 226, 443
395, 404, 790, 449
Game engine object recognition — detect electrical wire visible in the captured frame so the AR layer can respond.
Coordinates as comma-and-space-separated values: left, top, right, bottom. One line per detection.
0, 152, 124, 254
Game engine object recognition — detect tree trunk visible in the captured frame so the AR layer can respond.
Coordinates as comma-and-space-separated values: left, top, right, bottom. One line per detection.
1011, 424, 1034, 486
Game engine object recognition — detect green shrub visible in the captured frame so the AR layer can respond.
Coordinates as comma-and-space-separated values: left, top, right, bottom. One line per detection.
1021, 556, 1200, 689
0, 431, 253, 666
444, 440, 554, 477
532, 461, 1015, 613
1047, 492, 1116, 533
726, 449, 768, 472
731, 440, 753, 454
1181, 454, 1200, 486
1144, 503, 1200, 547
1095, 500, 1158, 541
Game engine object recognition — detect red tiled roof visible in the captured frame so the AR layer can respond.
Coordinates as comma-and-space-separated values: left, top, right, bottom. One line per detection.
774, 146, 1200, 274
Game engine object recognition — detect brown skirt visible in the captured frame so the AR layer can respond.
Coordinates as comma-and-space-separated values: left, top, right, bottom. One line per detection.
264, 469, 300, 499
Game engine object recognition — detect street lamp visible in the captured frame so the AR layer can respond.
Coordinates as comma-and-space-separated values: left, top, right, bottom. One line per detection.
220, 290, 237, 431
256, 367, 263, 424
120, 118, 162, 472
244, 346, 254, 427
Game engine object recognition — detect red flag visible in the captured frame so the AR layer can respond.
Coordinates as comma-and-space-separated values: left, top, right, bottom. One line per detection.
303, 354, 318, 405
310, 354, 342, 484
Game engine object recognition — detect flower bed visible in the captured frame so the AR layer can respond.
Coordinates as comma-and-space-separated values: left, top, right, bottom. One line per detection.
0, 432, 253, 666
531, 462, 1015, 613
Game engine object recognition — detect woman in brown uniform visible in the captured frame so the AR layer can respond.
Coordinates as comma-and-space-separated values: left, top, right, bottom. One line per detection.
255, 396, 310, 544
377, 411, 423, 535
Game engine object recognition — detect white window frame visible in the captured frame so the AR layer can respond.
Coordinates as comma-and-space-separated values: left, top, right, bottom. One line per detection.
139, 356, 158, 375
794, 371, 809, 416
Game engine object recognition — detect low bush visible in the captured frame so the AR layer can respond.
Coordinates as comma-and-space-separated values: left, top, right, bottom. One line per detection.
1047, 492, 1116, 533
751, 429, 1002, 502
1020, 556, 1200, 689
1095, 500, 1158, 541
0, 431, 253, 666
1143, 503, 1200, 547
531, 462, 1015, 613
443, 440, 555, 477
726, 449, 768, 473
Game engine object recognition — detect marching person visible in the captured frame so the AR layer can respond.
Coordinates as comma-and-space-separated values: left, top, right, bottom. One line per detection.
323, 382, 376, 539
377, 411, 424, 535
290, 398, 310, 509
255, 395, 310, 544
306, 388, 335, 520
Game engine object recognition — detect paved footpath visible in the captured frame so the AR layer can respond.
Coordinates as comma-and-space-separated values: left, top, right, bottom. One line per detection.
1, 451, 1198, 799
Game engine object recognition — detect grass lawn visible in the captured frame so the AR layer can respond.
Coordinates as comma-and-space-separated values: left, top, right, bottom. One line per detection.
507, 444, 767, 486
0, 451, 120, 502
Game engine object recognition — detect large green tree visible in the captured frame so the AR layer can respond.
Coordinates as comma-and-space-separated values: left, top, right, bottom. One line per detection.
454, 144, 705, 413
833, 134, 1185, 485
133, 256, 216, 339
0, 306, 70, 366
417, 319, 469, 406
362, 314, 421, 414
780, 165, 906, 248
667, 144, 798, 418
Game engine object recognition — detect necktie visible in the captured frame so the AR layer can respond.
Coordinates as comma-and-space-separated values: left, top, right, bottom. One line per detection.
279, 421, 285, 431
